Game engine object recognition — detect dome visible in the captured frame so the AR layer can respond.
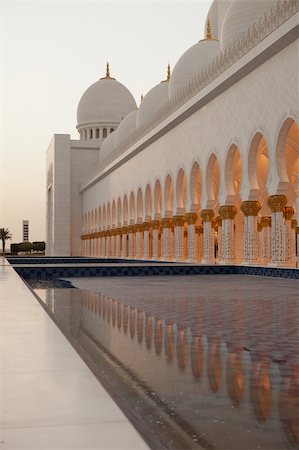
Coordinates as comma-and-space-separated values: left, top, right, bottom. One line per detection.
137, 78, 170, 129
115, 110, 138, 147
169, 39, 221, 99
221, 0, 277, 50
205, 0, 234, 41
77, 66, 137, 128
99, 130, 116, 164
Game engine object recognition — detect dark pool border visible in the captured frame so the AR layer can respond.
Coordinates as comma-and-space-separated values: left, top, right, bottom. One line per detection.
10, 262, 299, 279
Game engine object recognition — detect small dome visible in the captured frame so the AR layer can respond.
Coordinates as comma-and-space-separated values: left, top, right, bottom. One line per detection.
137, 79, 169, 129
77, 65, 137, 128
221, 0, 277, 50
99, 131, 116, 164
169, 39, 221, 99
115, 110, 138, 147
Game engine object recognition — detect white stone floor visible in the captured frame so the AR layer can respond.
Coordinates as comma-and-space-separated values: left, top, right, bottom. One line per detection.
0, 258, 149, 450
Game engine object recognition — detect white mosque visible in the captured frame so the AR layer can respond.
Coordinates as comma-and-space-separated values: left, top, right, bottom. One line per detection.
46, 0, 299, 266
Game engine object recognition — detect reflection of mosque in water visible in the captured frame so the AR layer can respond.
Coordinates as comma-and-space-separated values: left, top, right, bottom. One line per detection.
45, 285, 299, 449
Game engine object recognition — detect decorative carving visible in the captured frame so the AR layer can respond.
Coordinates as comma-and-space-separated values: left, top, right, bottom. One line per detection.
296, 226, 299, 235
151, 220, 161, 230
201, 209, 214, 223
267, 195, 287, 213
143, 221, 150, 231
241, 200, 261, 217
161, 218, 172, 228
283, 206, 294, 220
257, 223, 263, 232
195, 226, 203, 234
127, 225, 136, 233
121, 226, 127, 234
291, 219, 297, 229
219, 205, 237, 220
185, 212, 198, 225
172, 215, 185, 227
261, 216, 271, 227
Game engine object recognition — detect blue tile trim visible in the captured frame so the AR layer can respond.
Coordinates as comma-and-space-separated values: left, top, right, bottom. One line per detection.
12, 263, 299, 280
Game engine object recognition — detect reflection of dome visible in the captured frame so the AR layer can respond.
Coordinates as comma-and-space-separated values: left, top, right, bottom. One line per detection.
115, 110, 138, 147
221, 0, 277, 50
137, 68, 170, 128
169, 39, 221, 99
99, 131, 116, 163
77, 64, 137, 129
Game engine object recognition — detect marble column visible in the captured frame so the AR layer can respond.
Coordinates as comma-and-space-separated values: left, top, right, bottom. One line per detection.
128, 225, 136, 258
195, 225, 203, 261
115, 228, 121, 258
241, 200, 261, 264
260, 216, 271, 262
102, 231, 107, 257
135, 224, 144, 259
143, 222, 150, 260
161, 218, 173, 260
201, 209, 215, 263
296, 226, 299, 262
283, 206, 294, 264
219, 205, 237, 264
215, 216, 222, 261
291, 219, 297, 263
151, 220, 161, 260
173, 215, 186, 261
98, 232, 103, 257
121, 226, 128, 258
267, 195, 287, 265
111, 229, 116, 258
185, 212, 198, 262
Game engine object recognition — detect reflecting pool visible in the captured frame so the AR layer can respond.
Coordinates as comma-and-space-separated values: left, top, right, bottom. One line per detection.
33, 275, 299, 450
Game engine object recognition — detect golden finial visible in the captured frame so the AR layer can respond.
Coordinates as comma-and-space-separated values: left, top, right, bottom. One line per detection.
100, 61, 115, 80
140, 93, 144, 102
106, 62, 110, 78
167, 63, 171, 80
161, 64, 171, 83
206, 19, 212, 39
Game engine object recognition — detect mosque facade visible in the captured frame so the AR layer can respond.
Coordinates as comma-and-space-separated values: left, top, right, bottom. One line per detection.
46, 0, 299, 266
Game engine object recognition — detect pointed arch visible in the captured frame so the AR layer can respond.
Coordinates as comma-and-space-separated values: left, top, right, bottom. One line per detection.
102, 205, 107, 229
145, 184, 152, 219
164, 174, 174, 214
112, 200, 116, 227
129, 191, 135, 222
190, 161, 202, 211
123, 195, 128, 224
98, 207, 102, 230
206, 153, 220, 209
176, 168, 187, 213
154, 179, 162, 218
224, 144, 243, 203
117, 198, 122, 226
137, 188, 143, 221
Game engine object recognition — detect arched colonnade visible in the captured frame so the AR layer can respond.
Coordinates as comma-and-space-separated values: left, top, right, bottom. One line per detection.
82, 119, 299, 266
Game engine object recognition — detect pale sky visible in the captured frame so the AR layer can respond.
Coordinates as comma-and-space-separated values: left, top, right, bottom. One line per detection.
0, 0, 212, 245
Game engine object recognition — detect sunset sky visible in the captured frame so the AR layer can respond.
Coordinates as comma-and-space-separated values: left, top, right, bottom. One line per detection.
0, 0, 212, 245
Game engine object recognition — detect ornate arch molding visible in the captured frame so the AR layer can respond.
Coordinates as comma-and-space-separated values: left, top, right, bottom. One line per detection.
275, 116, 298, 183
203, 151, 221, 210
189, 159, 203, 213
153, 178, 163, 219
164, 172, 174, 217
223, 142, 243, 205
175, 167, 187, 215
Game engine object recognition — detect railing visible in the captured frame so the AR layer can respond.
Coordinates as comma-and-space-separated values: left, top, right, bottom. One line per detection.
81, 0, 298, 187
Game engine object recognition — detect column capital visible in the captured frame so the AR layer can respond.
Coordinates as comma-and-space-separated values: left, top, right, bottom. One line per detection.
241, 200, 261, 217
261, 216, 271, 227
151, 220, 161, 230
142, 221, 150, 231
127, 225, 136, 233
296, 226, 299, 235
172, 215, 185, 227
185, 212, 198, 225
115, 227, 121, 235
291, 219, 297, 229
135, 224, 144, 232
219, 205, 237, 220
201, 209, 214, 223
267, 194, 287, 212
161, 218, 172, 229
283, 206, 294, 220
215, 216, 222, 227
195, 226, 203, 234
121, 226, 128, 234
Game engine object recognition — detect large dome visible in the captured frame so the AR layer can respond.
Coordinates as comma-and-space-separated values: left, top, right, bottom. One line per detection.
77, 67, 137, 128
137, 78, 169, 129
169, 39, 221, 99
221, 0, 277, 50
205, 0, 234, 42
115, 110, 138, 148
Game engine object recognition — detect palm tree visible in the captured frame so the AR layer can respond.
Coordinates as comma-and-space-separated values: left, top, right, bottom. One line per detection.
0, 228, 12, 256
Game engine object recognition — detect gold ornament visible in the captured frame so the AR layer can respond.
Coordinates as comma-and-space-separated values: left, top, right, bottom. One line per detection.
185, 212, 198, 225
219, 205, 237, 220
267, 195, 287, 213
283, 206, 294, 220
151, 220, 161, 230
201, 209, 214, 223
161, 218, 172, 228
172, 215, 185, 227
241, 201, 261, 217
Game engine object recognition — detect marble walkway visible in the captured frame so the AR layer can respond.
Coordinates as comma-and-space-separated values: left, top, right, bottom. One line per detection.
0, 258, 149, 450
